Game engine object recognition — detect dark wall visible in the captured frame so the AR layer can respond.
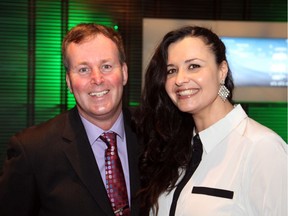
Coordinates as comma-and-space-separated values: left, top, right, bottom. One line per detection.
143, 0, 286, 21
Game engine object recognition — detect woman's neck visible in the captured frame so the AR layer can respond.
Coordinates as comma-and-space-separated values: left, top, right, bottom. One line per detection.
193, 101, 234, 132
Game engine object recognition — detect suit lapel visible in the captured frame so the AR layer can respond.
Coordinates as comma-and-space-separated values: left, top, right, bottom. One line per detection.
61, 108, 114, 215
123, 108, 141, 215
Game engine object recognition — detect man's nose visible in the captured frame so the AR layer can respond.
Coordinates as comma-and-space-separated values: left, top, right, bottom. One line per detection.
90, 68, 104, 85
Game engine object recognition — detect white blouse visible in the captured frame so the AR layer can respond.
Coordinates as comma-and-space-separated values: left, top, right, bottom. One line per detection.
151, 105, 287, 216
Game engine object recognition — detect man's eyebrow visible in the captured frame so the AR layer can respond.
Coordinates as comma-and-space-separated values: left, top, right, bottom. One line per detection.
75, 61, 89, 66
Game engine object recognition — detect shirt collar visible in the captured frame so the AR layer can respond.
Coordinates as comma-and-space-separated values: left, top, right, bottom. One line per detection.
199, 104, 248, 153
80, 112, 125, 145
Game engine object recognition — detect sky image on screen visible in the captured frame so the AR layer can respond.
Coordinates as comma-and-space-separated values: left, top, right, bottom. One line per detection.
221, 37, 288, 87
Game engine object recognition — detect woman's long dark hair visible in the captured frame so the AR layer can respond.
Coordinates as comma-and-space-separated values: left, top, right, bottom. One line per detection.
133, 26, 234, 215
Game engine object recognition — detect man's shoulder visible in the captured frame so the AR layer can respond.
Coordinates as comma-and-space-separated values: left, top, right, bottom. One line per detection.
13, 108, 78, 142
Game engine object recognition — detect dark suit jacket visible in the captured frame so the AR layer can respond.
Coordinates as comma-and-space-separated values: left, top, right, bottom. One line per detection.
0, 107, 140, 216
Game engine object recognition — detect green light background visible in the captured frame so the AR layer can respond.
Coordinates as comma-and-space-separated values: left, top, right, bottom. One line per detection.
0, 0, 286, 169
33, 0, 118, 122
35, 0, 62, 123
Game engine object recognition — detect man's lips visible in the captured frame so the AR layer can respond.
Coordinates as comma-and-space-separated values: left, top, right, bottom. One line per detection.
89, 90, 109, 97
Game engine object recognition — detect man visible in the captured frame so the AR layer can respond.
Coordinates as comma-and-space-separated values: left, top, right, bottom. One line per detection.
0, 23, 140, 216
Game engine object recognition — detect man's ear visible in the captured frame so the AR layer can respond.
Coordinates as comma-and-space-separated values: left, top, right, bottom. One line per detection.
122, 63, 128, 86
66, 73, 73, 93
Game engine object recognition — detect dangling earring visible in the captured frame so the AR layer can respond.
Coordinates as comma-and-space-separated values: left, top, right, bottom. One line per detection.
218, 80, 230, 102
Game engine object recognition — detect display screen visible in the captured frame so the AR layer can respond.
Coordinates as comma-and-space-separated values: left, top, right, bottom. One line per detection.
221, 37, 288, 87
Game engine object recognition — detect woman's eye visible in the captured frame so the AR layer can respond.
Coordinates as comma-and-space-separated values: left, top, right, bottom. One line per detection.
189, 64, 200, 69
167, 68, 176, 74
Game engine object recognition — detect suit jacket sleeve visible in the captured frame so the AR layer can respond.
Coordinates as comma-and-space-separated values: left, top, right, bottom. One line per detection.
0, 133, 40, 216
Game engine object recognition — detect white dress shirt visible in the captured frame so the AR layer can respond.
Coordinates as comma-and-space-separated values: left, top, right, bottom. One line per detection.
153, 104, 287, 216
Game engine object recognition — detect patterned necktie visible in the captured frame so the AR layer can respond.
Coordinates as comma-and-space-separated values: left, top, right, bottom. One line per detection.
169, 134, 203, 216
100, 132, 130, 216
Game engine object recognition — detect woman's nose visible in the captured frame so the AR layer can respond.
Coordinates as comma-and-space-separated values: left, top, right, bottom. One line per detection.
175, 70, 189, 86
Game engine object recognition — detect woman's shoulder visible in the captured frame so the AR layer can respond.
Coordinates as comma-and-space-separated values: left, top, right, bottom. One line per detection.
242, 117, 287, 154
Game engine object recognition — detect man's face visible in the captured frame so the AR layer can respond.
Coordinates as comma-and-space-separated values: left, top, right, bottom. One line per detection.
65, 34, 128, 128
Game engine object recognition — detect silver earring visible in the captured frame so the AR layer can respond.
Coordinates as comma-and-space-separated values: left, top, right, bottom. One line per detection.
218, 80, 230, 102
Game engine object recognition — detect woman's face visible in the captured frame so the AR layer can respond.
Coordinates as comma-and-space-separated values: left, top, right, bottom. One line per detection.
165, 36, 227, 116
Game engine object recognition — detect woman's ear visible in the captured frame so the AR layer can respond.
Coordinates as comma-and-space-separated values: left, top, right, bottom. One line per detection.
218, 60, 229, 82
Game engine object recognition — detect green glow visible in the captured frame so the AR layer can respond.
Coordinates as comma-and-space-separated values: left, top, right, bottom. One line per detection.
129, 101, 139, 107
249, 106, 287, 143
35, 0, 62, 124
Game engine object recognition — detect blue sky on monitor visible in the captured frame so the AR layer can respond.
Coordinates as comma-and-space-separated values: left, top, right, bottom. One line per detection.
221, 37, 288, 87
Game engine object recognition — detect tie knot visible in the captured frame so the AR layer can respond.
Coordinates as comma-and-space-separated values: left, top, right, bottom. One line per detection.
192, 134, 203, 166
100, 132, 117, 147
193, 134, 202, 150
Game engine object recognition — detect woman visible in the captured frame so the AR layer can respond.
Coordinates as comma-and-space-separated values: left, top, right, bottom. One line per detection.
134, 26, 287, 215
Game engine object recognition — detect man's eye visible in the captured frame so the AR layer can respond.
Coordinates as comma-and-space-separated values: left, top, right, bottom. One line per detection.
167, 68, 177, 74
101, 64, 113, 72
79, 67, 90, 73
